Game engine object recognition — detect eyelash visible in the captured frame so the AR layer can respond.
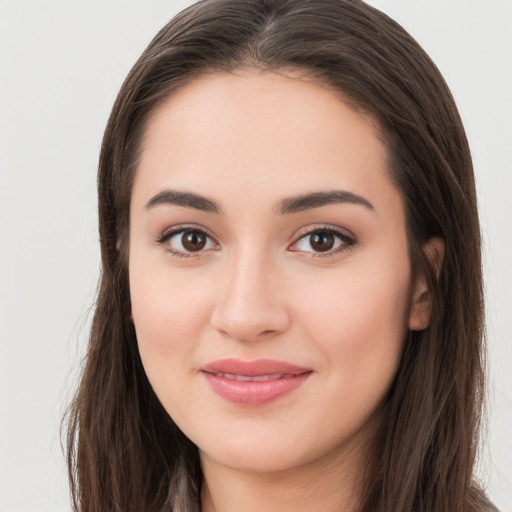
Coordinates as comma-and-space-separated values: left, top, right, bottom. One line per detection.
156, 224, 356, 259
156, 224, 217, 259
292, 225, 356, 258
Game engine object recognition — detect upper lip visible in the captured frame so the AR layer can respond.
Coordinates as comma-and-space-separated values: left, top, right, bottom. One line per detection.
201, 358, 311, 377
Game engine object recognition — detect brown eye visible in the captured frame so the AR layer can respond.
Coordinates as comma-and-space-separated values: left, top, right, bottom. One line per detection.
292, 228, 354, 255
309, 232, 335, 252
163, 228, 216, 255
181, 231, 207, 252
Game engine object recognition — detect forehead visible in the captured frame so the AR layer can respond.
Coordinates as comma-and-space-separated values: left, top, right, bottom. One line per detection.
133, 69, 402, 220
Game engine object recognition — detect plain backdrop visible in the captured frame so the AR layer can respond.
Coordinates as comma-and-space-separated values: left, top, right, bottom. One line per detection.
0, 1, 511, 510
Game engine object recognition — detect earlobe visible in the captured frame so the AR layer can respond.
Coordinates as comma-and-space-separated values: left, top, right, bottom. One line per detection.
408, 237, 445, 331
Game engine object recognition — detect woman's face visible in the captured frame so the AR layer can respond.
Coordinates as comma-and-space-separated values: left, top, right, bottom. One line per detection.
129, 70, 426, 475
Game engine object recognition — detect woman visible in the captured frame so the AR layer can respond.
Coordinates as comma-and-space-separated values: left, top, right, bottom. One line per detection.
65, 1, 498, 510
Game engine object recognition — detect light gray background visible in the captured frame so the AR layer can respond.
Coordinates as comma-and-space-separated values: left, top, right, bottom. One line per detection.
0, 1, 510, 510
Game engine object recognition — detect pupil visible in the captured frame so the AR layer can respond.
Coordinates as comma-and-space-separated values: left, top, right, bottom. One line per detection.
311, 232, 334, 252
182, 231, 206, 252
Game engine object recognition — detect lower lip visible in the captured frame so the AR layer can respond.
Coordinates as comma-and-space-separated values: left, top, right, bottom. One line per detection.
202, 372, 312, 406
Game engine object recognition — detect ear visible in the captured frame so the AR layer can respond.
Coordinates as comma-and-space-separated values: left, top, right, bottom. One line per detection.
408, 237, 445, 331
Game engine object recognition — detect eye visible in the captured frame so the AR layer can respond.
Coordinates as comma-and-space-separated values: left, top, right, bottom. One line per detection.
291, 227, 355, 256
158, 227, 217, 257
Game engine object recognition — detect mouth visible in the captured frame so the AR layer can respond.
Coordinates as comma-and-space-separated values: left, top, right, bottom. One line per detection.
208, 372, 302, 382
200, 358, 313, 406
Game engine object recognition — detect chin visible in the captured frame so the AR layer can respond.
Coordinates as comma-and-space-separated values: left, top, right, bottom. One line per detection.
200, 441, 304, 474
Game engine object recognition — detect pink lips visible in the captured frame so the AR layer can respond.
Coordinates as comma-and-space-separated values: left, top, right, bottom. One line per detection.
201, 358, 312, 406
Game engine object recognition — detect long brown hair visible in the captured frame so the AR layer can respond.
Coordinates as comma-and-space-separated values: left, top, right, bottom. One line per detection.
65, 1, 496, 510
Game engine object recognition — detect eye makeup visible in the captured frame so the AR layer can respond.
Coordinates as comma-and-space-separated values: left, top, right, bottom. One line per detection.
289, 224, 356, 258
155, 222, 357, 260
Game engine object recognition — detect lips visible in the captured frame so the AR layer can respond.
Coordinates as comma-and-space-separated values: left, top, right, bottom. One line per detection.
201, 358, 312, 406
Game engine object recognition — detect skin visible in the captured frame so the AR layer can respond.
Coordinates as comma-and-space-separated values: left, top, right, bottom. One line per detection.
129, 69, 438, 512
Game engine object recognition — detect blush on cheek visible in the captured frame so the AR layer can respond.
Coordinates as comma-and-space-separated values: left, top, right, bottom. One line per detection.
132, 290, 212, 394
303, 279, 409, 371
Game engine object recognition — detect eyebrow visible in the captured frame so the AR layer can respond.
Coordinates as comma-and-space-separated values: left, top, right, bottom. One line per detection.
145, 190, 221, 213
144, 188, 375, 215
275, 190, 375, 214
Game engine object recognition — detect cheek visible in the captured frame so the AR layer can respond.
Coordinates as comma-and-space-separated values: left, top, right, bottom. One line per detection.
129, 263, 212, 375
290, 257, 411, 375
293, 266, 411, 441
129, 270, 213, 423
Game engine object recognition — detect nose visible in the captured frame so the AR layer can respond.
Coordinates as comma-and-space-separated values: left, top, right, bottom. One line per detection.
210, 250, 291, 342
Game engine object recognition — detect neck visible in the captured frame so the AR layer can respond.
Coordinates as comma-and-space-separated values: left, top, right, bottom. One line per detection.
200, 442, 366, 512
